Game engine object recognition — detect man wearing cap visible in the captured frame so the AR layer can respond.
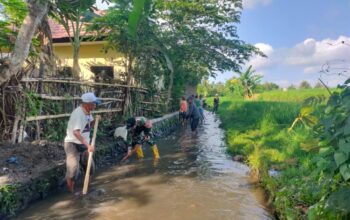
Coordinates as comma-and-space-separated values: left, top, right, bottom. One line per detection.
121, 117, 160, 161
64, 92, 99, 193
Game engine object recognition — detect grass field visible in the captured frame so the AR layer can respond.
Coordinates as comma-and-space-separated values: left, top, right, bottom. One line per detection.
257, 88, 332, 102
207, 89, 346, 219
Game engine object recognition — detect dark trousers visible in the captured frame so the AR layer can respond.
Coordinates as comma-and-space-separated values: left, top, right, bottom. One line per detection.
191, 118, 199, 131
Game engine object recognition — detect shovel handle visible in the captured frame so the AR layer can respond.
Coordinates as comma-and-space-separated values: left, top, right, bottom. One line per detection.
82, 115, 101, 195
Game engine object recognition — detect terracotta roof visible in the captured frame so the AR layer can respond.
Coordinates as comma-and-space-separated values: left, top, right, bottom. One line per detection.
49, 19, 71, 39
49, 10, 105, 40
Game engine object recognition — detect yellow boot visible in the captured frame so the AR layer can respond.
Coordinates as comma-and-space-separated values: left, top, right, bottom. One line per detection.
135, 145, 144, 159
151, 145, 160, 160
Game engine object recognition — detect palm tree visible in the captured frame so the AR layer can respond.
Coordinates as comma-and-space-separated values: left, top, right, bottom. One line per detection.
237, 65, 262, 98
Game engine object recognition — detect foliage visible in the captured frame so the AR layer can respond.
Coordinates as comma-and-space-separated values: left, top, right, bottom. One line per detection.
128, 0, 149, 37
299, 80, 312, 89
197, 79, 210, 98
235, 65, 262, 98
41, 101, 66, 141
287, 95, 327, 132
91, 0, 260, 110
287, 106, 318, 132
25, 91, 43, 117
288, 84, 297, 90
314, 82, 323, 89
225, 77, 244, 97
316, 82, 350, 181
0, 185, 18, 216
0, 0, 27, 52
210, 83, 230, 97
255, 82, 280, 93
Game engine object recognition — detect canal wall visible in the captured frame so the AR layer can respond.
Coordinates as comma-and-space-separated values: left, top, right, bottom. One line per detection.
0, 112, 179, 219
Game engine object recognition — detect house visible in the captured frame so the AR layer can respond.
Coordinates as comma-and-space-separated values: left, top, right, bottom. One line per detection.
49, 18, 125, 82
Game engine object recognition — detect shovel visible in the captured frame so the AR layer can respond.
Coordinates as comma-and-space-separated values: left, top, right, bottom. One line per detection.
82, 115, 101, 195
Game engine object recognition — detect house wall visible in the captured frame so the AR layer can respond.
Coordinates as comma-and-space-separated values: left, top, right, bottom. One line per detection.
53, 41, 125, 81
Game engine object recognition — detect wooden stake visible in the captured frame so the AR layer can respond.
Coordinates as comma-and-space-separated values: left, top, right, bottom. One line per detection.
82, 115, 100, 195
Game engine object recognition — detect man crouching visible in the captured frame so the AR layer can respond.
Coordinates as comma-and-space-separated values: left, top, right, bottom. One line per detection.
122, 117, 160, 161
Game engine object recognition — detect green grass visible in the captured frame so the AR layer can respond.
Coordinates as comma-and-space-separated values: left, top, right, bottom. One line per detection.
214, 95, 345, 219
257, 88, 332, 103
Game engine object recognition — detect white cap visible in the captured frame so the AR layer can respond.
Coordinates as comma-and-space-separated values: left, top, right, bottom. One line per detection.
81, 92, 97, 103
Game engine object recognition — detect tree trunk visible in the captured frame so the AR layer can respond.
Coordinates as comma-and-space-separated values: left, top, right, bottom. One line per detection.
72, 38, 81, 78
38, 15, 55, 76
162, 52, 174, 112
0, 0, 49, 85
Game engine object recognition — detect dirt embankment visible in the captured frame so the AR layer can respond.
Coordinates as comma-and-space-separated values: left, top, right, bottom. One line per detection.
0, 141, 65, 185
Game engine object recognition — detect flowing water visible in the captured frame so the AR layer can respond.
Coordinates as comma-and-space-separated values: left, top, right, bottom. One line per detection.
15, 112, 273, 220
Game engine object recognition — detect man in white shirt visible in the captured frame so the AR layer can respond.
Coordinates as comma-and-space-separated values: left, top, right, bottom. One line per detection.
64, 92, 98, 193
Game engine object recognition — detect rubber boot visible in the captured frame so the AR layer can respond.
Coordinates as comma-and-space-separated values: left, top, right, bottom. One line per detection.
135, 145, 144, 159
151, 145, 160, 159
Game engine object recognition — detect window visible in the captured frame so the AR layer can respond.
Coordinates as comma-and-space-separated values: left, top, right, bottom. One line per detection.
90, 66, 114, 82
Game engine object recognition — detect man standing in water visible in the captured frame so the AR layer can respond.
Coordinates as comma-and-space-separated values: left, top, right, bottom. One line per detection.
122, 117, 160, 161
187, 97, 201, 133
64, 92, 98, 193
213, 94, 220, 113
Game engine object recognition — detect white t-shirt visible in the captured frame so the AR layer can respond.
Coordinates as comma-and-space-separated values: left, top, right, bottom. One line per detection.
64, 106, 93, 144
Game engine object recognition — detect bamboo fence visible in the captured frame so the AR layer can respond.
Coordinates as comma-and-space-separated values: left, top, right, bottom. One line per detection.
1, 77, 166, 143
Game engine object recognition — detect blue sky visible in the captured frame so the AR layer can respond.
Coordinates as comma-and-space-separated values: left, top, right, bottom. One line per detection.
213, 0, 350, 87
96, 0, 350, 88
239, 0, 350, 48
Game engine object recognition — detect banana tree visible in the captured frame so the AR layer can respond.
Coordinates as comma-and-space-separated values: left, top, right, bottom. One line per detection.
236, 65, 262, 98
50, 0, 101, 78
288, 106, 318, 132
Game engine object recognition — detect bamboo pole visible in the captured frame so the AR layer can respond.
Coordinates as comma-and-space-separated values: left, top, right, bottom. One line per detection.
11, 115, 20, 144
34, 94, 124, 102
140, 101, 166, 105
18, 123, 24, 143
21, 78, 148, 92
82, 115, 100, 195
26, 108, 122, 121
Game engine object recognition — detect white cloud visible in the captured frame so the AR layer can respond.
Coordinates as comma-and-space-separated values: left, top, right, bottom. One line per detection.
245, 43, 274, 69
242, 36, 350, 87
303, 66, 320, 74
247, 36, 350, 75
243, 0, 272, 9
285, 36, 350, 70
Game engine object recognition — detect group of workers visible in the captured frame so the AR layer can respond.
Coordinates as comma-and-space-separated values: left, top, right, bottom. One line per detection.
63, 92, 159, 194
179, 95, 203, 132
63, 92, 220, 194
179, 93, 220, 132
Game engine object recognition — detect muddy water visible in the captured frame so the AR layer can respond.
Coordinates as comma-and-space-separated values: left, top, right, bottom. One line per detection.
15, 112, 272, 220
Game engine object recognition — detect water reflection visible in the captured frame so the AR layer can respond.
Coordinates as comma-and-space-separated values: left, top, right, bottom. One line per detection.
15, 111, 272, 220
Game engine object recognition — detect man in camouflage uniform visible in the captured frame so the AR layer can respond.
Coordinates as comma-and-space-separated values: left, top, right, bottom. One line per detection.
121, 117, 160, 161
